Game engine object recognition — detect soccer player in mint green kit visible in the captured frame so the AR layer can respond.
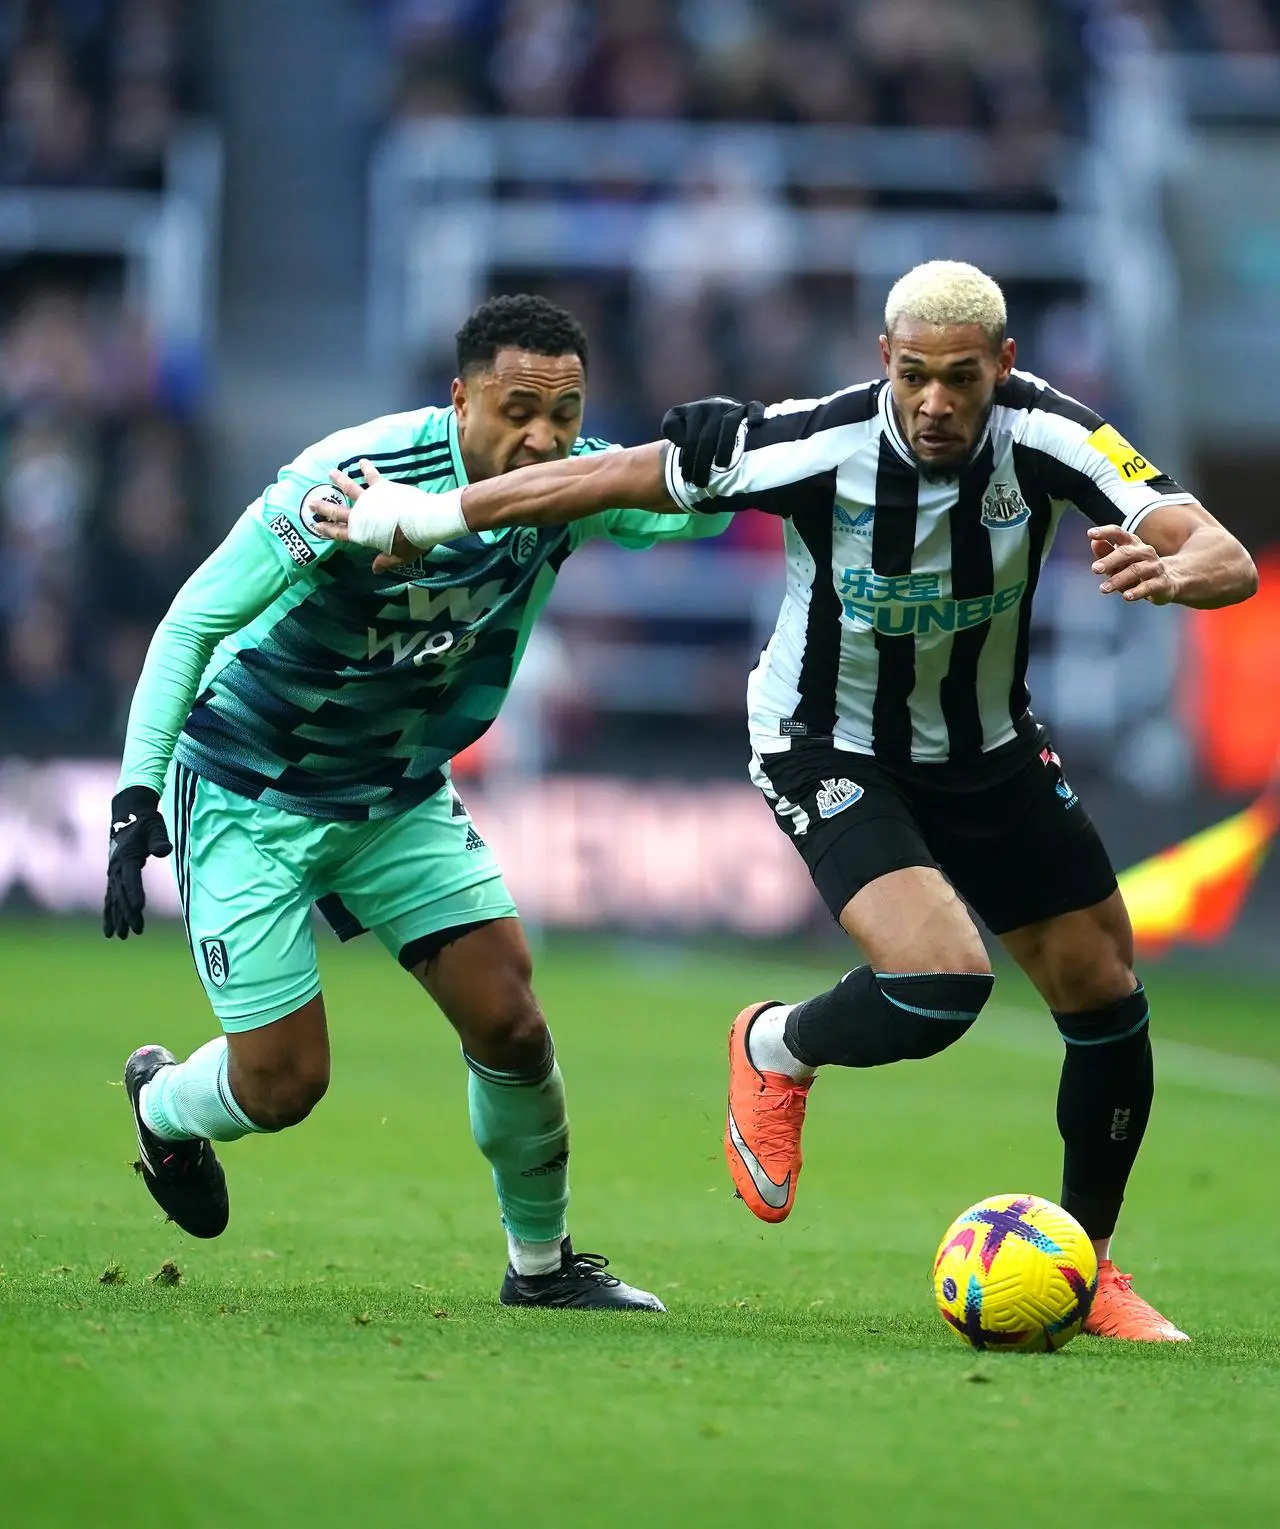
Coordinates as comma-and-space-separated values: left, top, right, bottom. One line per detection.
104, 294, 728, 1309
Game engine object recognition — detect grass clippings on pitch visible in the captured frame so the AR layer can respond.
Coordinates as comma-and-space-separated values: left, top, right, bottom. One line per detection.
1, 922, 1278, 1528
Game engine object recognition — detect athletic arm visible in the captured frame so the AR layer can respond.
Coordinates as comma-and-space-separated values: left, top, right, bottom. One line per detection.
311, 444, 680, 567
1087, 501, 1258, 609
1018, 396, 1257, 610
117, 514, 294, 793
462, 442, 676, 526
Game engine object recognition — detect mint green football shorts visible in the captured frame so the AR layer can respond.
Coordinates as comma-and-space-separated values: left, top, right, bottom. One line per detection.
164, 763, 517, 1030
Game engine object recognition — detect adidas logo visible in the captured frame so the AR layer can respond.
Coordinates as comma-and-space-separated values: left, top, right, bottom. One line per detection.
464, 825, 485, 851
521, 1149, 569, 1178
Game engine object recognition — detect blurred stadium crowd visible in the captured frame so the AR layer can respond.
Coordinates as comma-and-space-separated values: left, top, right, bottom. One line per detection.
376, 0, 1277, 128
1, 0, 1277, 759
1, 0, 201, 753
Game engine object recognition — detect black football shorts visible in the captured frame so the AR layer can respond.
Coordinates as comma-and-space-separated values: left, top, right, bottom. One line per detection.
750, 726, 1118, 936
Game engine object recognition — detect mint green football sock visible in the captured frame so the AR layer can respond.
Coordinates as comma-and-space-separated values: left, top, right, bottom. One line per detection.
466, 1049, 569, 1246
141, 1037, 267, 1142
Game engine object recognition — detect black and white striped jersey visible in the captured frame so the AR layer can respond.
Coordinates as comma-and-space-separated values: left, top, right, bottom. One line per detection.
663, 369, 1198, 765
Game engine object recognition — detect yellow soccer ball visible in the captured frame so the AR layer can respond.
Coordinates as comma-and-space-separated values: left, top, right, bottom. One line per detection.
932, 1193, 1098, 1353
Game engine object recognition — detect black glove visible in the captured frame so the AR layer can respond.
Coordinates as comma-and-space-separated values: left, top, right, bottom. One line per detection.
103, 786, 173, 940
661, 396, 765, 489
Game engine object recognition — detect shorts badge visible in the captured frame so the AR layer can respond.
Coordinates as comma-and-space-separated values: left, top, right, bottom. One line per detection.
200, 938, 231, 988
816, 778, 864, 819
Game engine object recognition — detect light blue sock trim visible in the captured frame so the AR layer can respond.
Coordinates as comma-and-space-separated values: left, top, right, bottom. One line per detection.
875, 971, 990, 980
882, 992, 982, 1022
1060, 1010, 1150, 1046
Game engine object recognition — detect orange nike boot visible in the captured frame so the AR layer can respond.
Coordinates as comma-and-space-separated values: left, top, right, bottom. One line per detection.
724, 1002, 813, 1223
1084, 1261, 1190, 1341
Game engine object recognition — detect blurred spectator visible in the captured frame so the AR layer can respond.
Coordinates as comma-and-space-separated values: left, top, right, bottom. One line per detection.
0, 264, 200, 756
0, 598, 100, 754
1, 0, 192, 188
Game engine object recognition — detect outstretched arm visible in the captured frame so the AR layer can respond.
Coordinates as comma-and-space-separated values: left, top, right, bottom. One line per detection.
313, 445, 675, 568
461, 442, 674, 525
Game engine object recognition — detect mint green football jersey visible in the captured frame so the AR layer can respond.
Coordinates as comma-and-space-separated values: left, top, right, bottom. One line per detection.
172, 407, 729, 819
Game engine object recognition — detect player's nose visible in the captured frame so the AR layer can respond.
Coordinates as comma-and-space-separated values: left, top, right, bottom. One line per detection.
524, 419, 557, 456
919, 381, 953, 418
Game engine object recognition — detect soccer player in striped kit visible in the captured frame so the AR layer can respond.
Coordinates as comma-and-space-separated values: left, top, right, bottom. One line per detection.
316, 262, 1258, 1341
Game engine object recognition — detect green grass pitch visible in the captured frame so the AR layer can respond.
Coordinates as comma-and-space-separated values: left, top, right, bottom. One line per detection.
2, 920, 1279, 1527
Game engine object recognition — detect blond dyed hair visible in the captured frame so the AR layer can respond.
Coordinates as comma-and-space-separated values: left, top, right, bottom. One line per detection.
884, 261, 1007, 346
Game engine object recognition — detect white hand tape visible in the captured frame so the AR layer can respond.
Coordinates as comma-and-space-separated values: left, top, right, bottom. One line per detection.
398, 484, 469, 548
346, 481, 468, 554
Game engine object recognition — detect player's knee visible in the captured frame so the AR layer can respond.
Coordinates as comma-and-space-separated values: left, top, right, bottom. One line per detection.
233, 1060, 330, 1131
458, 985, 549, 1073
876, 970, 995, 1060
1041, 957, 1135, 1015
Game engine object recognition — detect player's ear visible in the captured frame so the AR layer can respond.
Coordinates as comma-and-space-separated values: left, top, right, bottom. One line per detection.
997, 336, 1016, 380
451, 375, 468, 425
879, 334, 892, 372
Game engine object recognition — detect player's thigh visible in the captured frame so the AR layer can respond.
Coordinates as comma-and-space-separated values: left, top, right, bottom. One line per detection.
325, 780, 519, 975
411, 917, 537, 1026
167, 763, 325, 1033
922, 739, 1119, 948
750, 745, 986, 970
1000, 890, 1136, 1012
842, 866, 990, 974
409, 916, 550, 1072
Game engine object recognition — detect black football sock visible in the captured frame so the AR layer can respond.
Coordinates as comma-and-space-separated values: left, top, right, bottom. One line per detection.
783, 965, 994, 1068
1053, 984, 1153, 1241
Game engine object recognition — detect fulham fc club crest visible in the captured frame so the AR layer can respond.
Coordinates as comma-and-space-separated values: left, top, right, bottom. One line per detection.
815, 778, 864, 820
201, 938, 231, 988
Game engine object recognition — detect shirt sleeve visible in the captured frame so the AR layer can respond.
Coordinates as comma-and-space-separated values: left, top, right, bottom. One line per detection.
248, 443, 349, 574
662, 385, 879, 516
1018, 407, 1198, 534
117, 513, 294, 794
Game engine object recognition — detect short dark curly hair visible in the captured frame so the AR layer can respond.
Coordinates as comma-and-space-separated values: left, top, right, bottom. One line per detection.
455, 293, 589, 377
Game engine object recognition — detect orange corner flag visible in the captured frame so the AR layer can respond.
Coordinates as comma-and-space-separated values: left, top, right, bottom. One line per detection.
1118, 791, 1280, 956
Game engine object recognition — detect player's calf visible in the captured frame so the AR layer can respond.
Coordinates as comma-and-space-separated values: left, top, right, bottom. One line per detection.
779, 967, 995, 1069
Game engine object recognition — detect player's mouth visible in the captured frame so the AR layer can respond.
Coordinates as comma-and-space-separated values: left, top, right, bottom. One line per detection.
915, 431, 962, 452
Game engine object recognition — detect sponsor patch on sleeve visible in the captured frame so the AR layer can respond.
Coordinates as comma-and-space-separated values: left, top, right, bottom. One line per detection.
1085, 423, 1161, 484
267, 511, 316, 565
